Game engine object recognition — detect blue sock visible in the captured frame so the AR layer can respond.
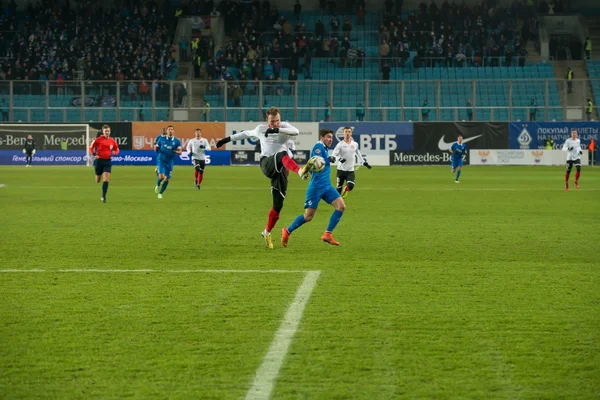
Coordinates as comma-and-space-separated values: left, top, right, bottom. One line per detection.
156, 177, 162, 186
160, 180, 169, 194
326, 209, 344, 233
102, 181, 108, 197
287, 215, 306, 234
456, 170, 461, 181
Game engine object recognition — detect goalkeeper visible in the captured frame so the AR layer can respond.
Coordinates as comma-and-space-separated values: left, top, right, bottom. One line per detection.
23, 135, 36, 167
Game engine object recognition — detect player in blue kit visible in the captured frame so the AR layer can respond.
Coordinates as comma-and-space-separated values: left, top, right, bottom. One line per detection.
154, 128, 167, 176
281, 129, 347, 246
449, 135, 468, 183
154, 125, 182, 198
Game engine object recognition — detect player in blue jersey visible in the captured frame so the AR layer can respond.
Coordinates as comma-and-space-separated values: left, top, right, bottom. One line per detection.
281, 129, 346, 246
449, 135, 468, 183
154, 125, 182, 198
154, 128, 167, 176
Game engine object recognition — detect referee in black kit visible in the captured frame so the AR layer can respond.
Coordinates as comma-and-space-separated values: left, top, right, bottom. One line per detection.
23, 134, 36, 167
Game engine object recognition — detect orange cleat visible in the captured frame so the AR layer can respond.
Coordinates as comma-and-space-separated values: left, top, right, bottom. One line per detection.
321, 232, 340, 246
575, 181, 580, 189
281, 228, 290, 248
565, 183, 569, 191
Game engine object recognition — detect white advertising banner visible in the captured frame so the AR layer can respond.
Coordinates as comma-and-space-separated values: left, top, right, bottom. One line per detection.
470, 149, 589, 166
225, 122, 319, 151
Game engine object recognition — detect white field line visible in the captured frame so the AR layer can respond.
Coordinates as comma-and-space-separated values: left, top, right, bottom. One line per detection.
0, 269, 312, 273
245, 270, 321, 400
0, 267, 321, 400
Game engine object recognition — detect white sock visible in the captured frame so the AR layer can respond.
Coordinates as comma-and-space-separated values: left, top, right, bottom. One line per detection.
263, 229, 270, 236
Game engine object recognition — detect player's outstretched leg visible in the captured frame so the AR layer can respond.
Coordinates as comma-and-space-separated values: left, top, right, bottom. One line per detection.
575, 166, 581, 189
155, 176, 163, 193
282, 211, 314, 247
565, 169, 571, 190
159, 178, 170, 196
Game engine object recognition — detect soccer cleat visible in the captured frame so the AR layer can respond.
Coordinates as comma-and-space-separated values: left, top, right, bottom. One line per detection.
154, 185, 160, 193
281, 228, 290, 248
565, 183, 569, 191
455, 180, 460, 183
321, 232, 340, 246
197, 184, 201, 190
262, 231, 274, 249
341, 188, 349, 199
101, 197, 106, 203
298, 158, 315, 179
575, 181, 580, 189
158, 193, 163, 199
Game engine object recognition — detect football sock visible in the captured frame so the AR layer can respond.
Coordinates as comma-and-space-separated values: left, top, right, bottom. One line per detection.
565, 172, 570, 183
102, 181, 109, 197
197, 173, 204, 185
160, 180, 169, 194
326, 209, 344, 233
194, 170, 198, 182
156, 177, 163, 186
575, 171, 580, 182
455, 170, 461, 181
287, 215, 306, 234
266, 208, 280, 233
281, 155, 300, 173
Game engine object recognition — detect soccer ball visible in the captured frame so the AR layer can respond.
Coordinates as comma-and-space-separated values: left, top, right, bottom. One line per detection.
309, 156, 325, 172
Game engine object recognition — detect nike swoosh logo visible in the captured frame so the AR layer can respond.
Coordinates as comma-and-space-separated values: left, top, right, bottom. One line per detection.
438, 134, 484, 151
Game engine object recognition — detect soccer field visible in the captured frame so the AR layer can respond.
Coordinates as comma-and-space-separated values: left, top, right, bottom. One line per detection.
1, 165, 599, 399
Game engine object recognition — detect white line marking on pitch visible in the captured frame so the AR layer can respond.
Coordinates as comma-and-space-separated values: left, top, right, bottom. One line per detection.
245, 270, 321, 400
0, 269, 311, 274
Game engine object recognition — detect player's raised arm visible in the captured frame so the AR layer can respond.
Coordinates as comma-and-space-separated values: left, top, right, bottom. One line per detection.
277, 122, 299, 136
216, 126, 260, 148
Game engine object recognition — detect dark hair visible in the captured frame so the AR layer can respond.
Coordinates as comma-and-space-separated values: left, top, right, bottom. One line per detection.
195, 128, 202, 132
344, 126, 352, 131
167, 125, 174, 129
319, 129, 333, 138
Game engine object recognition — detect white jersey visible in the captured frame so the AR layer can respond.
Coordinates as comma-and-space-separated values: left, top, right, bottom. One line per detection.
562, 138, 582, 161
286, 138, 296, 158
186, 138, 211, 160
331, 139, 364, 171
231, 122, 299, 157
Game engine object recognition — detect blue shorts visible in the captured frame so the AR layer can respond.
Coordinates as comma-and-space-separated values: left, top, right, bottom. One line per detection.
304, 185, 340, 209
158, 161, 174, 179
451, 157, 463, 170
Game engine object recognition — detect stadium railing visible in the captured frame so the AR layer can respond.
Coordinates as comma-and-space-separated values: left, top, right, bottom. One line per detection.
0, 79, 596, 123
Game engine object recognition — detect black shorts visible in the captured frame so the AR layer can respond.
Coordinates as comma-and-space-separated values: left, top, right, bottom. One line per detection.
566, 159, 581, 169
193, 159, 206, 171
260, 151, 288, 197
25, 150, 33, 156
336, 170, 356, 187
94, 158, 112, 175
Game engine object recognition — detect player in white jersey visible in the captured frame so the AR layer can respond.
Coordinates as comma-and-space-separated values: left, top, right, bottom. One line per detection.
215, 107, 316, 249
562, 129, 583, 190
330, 126, 371, 199
186, 128, 211, 190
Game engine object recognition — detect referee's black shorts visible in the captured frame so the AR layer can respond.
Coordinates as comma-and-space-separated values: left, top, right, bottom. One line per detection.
260, 151, 288, 197
94, 158, 112, 175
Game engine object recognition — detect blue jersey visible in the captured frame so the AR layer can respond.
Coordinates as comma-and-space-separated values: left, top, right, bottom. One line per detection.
157, 136, 182, 164
451, 142, 467, 159
308, 142, 332, 189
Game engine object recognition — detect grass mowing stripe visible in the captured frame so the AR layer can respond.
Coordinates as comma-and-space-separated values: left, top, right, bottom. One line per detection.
0, 269, 314, 273
245, 271, 321, 400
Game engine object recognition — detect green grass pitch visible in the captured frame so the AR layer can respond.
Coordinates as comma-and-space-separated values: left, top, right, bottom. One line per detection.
0, 165, 599, 399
